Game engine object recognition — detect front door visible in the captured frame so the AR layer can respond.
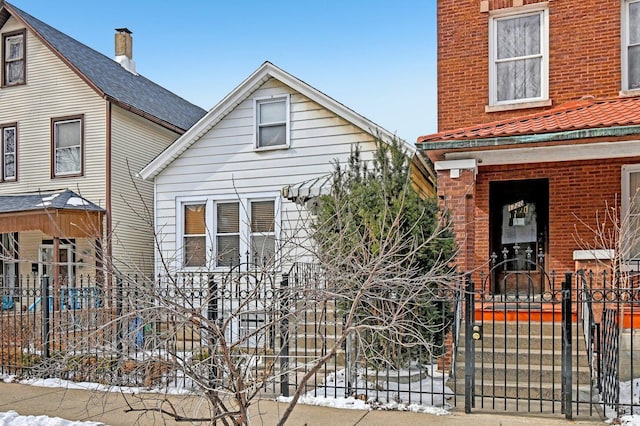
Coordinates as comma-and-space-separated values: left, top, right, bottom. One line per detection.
489, 178, 549, 294
39, 243, 74, 286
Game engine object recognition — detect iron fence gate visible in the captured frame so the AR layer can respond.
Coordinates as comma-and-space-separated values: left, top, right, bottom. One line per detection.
457, 257, 640, 420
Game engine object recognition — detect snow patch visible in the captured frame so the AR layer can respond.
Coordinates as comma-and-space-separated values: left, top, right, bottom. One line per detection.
66, 197, 89, 207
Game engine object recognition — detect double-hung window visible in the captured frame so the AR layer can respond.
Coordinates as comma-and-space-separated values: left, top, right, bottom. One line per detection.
623, 0, 640, 91
1, 124, 16, 181
250, 200, 276, 266
183, 204, 207, 267
3, 30, 25, 86
52, 115, 83, 177
180, 197, 278, 269
622, 165, 640, 260
255, 96, 289, 149
489, 7, 548, 106
216, 202, 240, 267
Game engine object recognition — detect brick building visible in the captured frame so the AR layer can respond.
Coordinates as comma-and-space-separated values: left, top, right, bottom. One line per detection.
419, 0, 640, 293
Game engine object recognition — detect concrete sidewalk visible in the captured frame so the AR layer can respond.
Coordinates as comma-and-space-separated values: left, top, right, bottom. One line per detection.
0, 382, 607, 425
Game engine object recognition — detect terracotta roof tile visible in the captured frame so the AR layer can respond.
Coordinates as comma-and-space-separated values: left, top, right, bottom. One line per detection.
418, 97, 640, 143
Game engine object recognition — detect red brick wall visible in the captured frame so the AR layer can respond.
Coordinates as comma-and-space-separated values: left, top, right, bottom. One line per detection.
458, 157, 640, 279
437, 168, 476, 271
437, 0, 621, 131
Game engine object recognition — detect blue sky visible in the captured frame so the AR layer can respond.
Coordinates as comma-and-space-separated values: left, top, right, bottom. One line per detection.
10, 0, 438, 142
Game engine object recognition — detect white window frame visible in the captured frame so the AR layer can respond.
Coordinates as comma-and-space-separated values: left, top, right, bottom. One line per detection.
488, 5, 549, 108
622, 0, 640, 92
176, 194, 281, 270
182, 203, 208, 268
621, 164, 640, 261
254, 95, 290, 150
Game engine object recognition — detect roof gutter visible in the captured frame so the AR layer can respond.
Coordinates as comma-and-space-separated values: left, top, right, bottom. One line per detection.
417, 125, 640, 151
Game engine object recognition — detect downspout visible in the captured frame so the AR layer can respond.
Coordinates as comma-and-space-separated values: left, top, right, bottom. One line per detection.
106, 102, 113, 296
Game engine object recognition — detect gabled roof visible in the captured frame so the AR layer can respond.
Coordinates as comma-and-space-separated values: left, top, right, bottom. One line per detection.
418, 96, 640, 144
140, 61, 409, 180
2, 2, 206, 132
0, 189, 104, 214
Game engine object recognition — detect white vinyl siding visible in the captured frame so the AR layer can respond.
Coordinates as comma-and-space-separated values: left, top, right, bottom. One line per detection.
154, 78, 378, 273
623, 0, 640, 91
489, 6, 549, 106
0, 17, 106, 202
110, 107, 180, 275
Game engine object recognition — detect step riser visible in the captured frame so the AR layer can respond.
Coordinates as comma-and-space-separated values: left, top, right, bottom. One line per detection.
467, 335, 586, 351
457, 350, 590, 367
456, 368, 592, 384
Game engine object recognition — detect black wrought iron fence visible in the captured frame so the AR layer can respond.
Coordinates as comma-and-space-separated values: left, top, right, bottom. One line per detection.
0, 264, 459, 409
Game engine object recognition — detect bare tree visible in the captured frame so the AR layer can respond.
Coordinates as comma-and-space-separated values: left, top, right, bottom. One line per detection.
5, 146, 458, 425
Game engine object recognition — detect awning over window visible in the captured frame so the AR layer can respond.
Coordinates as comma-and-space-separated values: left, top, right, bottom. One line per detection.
281, 174, 333, 202
0, 189, 104, 238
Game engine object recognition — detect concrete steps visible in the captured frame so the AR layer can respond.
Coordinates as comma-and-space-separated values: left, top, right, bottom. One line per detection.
452, 318, 595, 402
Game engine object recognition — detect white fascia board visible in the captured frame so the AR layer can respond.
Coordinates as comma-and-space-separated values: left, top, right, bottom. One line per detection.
444, 140, 640, 166
140, 62, 407, 180
435, 159, 478, 171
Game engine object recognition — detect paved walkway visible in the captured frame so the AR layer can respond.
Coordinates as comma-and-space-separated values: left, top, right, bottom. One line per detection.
0, 382, 608, 425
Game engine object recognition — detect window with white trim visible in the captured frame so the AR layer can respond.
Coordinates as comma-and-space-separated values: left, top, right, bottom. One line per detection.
3, 30, 25, 86
216, 201, 240, 267
2, 125, 16, 181
179, 197, 279, 269
255, 96, 289, 148
489, 7, 548, 106
622, 165, 640, 260
623, 0, 640, 91
250, 200, 276, 266
183, 204, 206, 267
52, 116, 83, 177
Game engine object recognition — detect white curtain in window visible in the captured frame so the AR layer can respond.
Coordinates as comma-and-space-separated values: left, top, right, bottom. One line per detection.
496, 14, 541, 101
3, 128, 15, 179
629, 2, 640, 89
55, 121, 81, 174
5, 35, 24, 85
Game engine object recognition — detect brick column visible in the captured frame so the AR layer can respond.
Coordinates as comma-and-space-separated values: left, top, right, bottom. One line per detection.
435, 160, 477, 273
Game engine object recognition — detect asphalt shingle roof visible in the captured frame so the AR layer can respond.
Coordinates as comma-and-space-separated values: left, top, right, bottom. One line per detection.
0, 189, 104, 214
5, 2, 206, 132
418, 96, 640, 143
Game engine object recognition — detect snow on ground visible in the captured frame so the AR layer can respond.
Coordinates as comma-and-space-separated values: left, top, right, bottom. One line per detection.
277, 367, 451, 416
0, 410, 102, 426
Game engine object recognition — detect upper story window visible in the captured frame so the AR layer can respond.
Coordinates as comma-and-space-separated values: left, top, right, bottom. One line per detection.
3, 30, 25, 87
489, 7, 549, 107
623, 0, 640, 91
52, 115, 83, 178
2, 125, 16, 181
255, 95, 290, 149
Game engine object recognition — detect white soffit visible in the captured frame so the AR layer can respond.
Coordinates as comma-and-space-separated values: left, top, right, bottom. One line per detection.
444, 140, 640, 166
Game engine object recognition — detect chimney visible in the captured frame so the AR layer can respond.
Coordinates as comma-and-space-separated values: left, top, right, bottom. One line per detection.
114, 28, 137, 75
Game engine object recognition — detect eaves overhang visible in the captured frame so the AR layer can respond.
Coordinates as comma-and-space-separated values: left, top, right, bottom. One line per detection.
417, 125, 640, 152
